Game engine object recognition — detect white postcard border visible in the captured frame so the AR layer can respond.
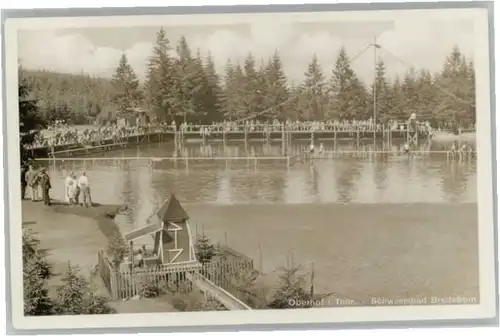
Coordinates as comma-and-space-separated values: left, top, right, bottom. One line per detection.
3, 7, 497, 331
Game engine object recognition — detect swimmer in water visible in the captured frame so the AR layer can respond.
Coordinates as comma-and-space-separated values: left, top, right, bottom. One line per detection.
309, 142, 315, 153
449, 141, 458, 159
403, 142, 410, 155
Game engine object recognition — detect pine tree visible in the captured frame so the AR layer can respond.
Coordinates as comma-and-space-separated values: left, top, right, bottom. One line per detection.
219, 60, 246, 121
415, 69, 438, 123
400, 68, 420, 120
328, 47, 367, 120
111, 53, 143, 119
202, 52, 223, 122
369, 59, 393, 123
267, 265, 313, 309
194, 234, 215, 264
18, 72, 45, 162
299, 54, 327, 120
391, 76, 406, 120
173, 36, 205, 123
262, 51, 289, 120
242, 53, 261, 119
145, 27, 177, 121
434, 46, 473, 129
55, 263, 116, 315
23, 229, 54, 316
465, 60, 476, 126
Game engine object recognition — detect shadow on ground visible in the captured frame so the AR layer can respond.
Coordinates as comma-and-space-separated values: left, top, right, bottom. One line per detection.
50, 201, 127, 241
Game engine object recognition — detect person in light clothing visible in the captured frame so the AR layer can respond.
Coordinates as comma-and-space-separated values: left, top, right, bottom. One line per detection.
25, 165, 40, 201
77, 172, 92, 207
64, 172, 78, 204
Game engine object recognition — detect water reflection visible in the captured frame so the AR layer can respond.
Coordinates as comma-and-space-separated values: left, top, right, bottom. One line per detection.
41, 141, 477, 231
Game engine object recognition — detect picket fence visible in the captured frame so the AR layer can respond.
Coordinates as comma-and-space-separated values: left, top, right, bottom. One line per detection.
97, 251, 255, 300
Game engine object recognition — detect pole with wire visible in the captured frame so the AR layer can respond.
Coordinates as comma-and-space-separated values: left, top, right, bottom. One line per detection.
371, 37, 381, 145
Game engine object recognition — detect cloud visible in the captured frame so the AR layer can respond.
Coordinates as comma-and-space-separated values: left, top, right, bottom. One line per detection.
17, 17, 475, 85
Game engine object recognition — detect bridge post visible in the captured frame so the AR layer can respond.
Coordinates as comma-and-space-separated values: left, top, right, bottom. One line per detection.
281, 124, 286, 157
406, 121, 418, 147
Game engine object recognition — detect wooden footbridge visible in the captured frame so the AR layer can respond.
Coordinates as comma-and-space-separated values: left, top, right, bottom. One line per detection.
186, 272, 252, 310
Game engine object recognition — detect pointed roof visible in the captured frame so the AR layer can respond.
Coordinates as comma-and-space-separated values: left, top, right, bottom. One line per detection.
156, 194, 189, 223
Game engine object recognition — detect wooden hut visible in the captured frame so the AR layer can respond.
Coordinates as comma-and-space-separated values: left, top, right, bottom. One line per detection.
124, 194, 199, 268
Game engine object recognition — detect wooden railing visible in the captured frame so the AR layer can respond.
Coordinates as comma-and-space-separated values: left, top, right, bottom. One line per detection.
98, 251, 255, 301
186, 272, 252, 310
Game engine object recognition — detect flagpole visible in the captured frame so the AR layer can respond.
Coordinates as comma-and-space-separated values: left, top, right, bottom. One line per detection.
372, 36, 378, 144
310, 261, 315, 298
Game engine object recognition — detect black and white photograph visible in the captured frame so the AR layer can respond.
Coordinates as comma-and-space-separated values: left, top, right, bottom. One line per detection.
2, 3, 497, 331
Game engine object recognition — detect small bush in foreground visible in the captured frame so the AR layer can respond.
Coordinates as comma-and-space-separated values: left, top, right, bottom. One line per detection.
139, 280, 162, 298
54, 263, 116, 315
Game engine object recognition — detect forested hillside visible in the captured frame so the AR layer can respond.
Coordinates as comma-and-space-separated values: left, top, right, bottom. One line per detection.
20, 27, 476, 128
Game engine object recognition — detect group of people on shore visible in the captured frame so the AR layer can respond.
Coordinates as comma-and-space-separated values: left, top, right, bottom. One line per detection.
20, 162, 93, 207
64, 171, 92, 207
21, 164, 52, 205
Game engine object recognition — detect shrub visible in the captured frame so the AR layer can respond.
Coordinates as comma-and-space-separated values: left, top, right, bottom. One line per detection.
23, 258, 55, 316
106, 235, 128, 269
54, 263, 116, 315
139, 280, 162, 298
267, 265, 314, 309
194, 234, 216, 264
22, 229, 54, 316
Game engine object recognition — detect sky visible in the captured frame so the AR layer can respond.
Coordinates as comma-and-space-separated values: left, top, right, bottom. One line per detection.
17, 14, 475, 84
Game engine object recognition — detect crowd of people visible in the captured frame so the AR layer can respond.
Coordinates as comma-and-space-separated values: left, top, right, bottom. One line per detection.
28, 118, 444, 150
30, 120, 161, 149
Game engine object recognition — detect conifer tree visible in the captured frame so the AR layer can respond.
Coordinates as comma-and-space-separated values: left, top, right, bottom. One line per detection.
329, 47, 368, 119
23, 229, 54, 316
220, 60, 246, 121
173, 36, 205, 123
267, 265, 313, 309
55, 263, 116, 315
242, 53, 261, 118
111, 53, 143, 119
262, 51, 289, 120
299, 54, 327, 120
194, 234, 216, 264
434, 46, 472, 129
145, 27, 177, 121
18, 72, 45, 162
202, 52, 223, 122
369, 59, 393, 123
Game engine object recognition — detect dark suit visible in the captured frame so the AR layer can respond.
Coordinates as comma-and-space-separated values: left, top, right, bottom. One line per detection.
40, 172, 51, 205
20, 167, 27, 199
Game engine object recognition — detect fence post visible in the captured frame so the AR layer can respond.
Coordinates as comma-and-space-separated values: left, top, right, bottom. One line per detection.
110, 270, 119, 300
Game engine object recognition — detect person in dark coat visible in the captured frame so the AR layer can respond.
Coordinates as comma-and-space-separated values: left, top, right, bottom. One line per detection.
39, 168, 52, 206
20, 164, 28, 200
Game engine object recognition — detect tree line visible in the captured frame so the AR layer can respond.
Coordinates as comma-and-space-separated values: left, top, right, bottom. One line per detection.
20, 27, 476, 128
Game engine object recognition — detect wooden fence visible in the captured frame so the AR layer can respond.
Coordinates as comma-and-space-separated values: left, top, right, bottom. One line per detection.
97, 251, 255, 300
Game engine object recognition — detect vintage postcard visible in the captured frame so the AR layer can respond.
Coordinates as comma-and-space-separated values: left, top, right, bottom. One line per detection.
2, 2, 497, 332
